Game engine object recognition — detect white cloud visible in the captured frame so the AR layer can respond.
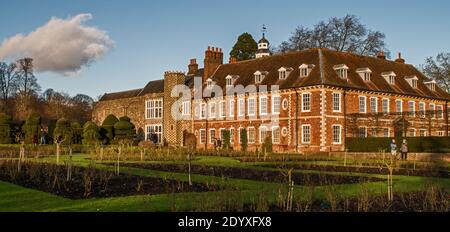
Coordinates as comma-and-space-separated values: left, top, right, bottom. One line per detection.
0, 13, 115, 76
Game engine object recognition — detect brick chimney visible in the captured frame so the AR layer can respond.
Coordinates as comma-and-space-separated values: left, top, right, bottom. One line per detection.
395, 52, 405, 64
377, 51, 386, 60
188, 58, 198, 75
229, 56, 237, 64
203, 46, 223, 82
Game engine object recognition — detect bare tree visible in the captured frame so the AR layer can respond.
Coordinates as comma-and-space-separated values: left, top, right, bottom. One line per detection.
422, 53, 450, 93
277, 14, 388, 56
0, 62, 19, 101
15, 58, 41, 120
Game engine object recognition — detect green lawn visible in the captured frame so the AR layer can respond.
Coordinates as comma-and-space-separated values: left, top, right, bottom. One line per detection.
0, 154, 448, 212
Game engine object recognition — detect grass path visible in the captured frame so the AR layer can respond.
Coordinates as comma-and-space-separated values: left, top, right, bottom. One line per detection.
0, 154, 448, 212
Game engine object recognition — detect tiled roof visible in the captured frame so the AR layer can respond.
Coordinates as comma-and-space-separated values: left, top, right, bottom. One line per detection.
99, 88, 143, 101
209, 48, 450, 100
98, 68, 204, 101
138, 79, 165, 96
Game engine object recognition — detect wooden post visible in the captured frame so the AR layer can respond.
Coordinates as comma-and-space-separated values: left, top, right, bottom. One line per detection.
56, 142, 60, 165
344, 149, 348, 166
116, 146, 121, 176
188, 153, 192, 186
67, 146, 72, 181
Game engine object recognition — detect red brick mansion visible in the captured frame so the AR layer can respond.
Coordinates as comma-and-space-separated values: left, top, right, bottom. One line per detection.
92, 35, 450, 152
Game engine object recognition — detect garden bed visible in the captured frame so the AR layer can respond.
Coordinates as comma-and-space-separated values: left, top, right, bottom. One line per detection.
241, 189, 449, 212
0, 161, 218, 199
256, 163, 449, 178
105, 163, 382, 185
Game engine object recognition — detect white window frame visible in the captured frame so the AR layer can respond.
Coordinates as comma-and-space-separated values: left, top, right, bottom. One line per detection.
145, 98, 163, 119
419, 102, 425, 118
396, 99, 403, 113
302, 124, 311, 144
259, 126, 268, 144
229, 99, 235, 118
332, 92, 341, 112
219, 101, 226, 118
302, 93, 311, 112
437, 105, 444, 119
272, 126, 281, 144
229, 128, 235, 144
359, 96, 367, 113
238, 98, 245, 117
209, 129, 215, 144
383, 128, 390, 137
247, 97, 256, 116
332, 125, 342, 144
408, 101, 415, 117
259, 96, 268, 115
182, 101, 191, 116
409, 128, 416, 137
145, 124, 163, 144
209, 102, 216, 119
199, 129, 206, 144
272, 95, 281, 115
370, 97, 378, 113
382, 98, 390, 113
200, 103, 207, 119
247, 127, 255, 144
430, 103, 435, 118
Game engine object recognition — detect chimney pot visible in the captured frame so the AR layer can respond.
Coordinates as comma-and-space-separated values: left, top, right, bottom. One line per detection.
395, 52, 405, 63
377, 51, 386, 60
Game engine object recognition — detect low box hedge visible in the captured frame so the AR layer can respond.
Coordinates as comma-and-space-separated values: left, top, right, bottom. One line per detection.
346, 136, 450, 153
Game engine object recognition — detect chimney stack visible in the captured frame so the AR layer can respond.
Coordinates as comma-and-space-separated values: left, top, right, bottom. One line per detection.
377, 51, 386, 60
395, 52, 405, 64
203, 46, 223, 82
188, 58, 198, 75
229, 56, 237, 64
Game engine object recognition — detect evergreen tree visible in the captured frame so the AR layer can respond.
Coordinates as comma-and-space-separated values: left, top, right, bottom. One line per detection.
82, 121, 101, 145
0, 113, 12, 144
240, 128, 248, 152
230, 33, 258, 61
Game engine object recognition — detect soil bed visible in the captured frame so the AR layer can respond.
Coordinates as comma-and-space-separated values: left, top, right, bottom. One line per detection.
257, 163, 449, 178
105, 163, 382, 185
240, 190, 449, 212
0, 161, 218, 199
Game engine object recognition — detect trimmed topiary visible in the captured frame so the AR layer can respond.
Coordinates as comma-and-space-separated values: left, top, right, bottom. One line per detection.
221, 130, 231, 150
53, 118, 73, 144
82, 121, 100, 145
22, 113, 41, 144
114, 117, 135, 143
0, 113, 12, 144
101, 114, 119, 143
240, 128, 248, 152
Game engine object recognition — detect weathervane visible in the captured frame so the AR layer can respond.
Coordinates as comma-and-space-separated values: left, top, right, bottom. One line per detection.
262, 24, 267, 38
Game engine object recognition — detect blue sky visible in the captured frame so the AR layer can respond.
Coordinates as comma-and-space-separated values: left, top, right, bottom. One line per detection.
0, 0, 449, 99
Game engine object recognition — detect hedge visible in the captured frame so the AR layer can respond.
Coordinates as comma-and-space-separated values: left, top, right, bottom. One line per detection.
22, 113, 41, 144
82, 121, 100, 145
53, 118, 73, 144
101, 114, 119, 142
346, 137, 450, 153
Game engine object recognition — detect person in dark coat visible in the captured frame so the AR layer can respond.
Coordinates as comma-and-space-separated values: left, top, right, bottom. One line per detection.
401, 139, 408, 161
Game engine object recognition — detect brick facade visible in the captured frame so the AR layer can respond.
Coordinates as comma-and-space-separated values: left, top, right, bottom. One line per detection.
93, 44, 450, 153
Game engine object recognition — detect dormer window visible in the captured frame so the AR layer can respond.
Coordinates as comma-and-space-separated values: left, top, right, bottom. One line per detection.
333, 64, 349, 79
206, 78, 213, 88
424, 80, 436, 91
405, 76, 418, 88
299, 64, 315, 78
225, 75, 239, 86
278, 67, 293, 80
382, 71, 396, 85
356, 68, 372, 81
254, 71, 268, 83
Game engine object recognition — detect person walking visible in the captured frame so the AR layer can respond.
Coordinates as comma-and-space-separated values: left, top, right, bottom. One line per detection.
390, 139, 397, 157
401, 139, 408, 161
